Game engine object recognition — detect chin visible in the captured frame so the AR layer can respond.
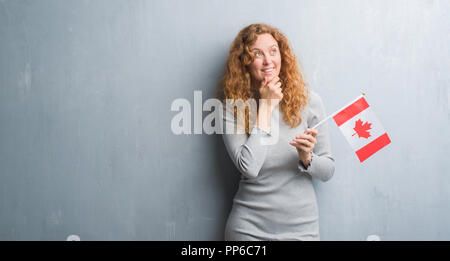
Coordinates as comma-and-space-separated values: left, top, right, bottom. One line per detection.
261, 74, 279, 81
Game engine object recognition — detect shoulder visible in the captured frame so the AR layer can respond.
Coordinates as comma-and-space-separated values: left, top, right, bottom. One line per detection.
301, 90, 327, 126
306, 90, 325, 113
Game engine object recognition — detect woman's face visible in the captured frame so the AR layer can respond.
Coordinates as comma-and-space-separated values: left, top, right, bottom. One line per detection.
247, 33, 282, 85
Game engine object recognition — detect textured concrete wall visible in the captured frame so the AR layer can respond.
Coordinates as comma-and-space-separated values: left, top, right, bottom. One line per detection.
0, 0, 449, 240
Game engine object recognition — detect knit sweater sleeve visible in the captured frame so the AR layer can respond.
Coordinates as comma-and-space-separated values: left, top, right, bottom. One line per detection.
298, 92, 336, 182
221, 104, 271, 179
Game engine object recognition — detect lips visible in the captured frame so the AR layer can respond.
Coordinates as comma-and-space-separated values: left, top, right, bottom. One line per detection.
262, 67, 274, 73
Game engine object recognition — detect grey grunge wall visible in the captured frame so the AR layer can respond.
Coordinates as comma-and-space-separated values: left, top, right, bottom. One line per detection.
0, 0, 449, 240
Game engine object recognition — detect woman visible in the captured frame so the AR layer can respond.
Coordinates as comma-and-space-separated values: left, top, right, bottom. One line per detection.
216, 24, 335, 241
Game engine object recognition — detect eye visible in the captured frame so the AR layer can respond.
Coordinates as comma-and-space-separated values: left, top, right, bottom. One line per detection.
270, 48, 277, 55
254, 51, 263, 57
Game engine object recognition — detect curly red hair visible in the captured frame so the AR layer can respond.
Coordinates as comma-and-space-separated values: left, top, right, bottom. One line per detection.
216, 23, 309, 134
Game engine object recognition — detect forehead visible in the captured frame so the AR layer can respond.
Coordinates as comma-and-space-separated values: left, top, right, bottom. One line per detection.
249, 33, 278, 49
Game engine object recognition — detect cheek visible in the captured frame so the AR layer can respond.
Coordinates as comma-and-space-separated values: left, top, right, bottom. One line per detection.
276, 56, 282, 70
249, 61, 262, 76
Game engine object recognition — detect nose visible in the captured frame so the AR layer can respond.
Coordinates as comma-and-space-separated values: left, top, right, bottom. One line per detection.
263, 54, 272, 65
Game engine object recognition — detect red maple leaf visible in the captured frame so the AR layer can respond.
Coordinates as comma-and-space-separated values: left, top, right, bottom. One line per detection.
352, 119, 372, 138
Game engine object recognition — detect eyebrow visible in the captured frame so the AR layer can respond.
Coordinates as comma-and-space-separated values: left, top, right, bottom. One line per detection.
250, 44, 279, 51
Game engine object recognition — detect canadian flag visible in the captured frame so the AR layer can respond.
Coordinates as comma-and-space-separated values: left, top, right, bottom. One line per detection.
331, 95, 391, 162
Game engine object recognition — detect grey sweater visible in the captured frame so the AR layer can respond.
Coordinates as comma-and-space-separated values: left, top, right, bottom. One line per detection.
222, 91, 335, 241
